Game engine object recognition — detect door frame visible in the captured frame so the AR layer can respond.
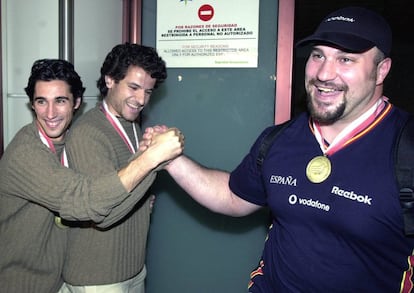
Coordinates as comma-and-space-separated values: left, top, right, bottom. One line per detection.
0, 0, 3, 157
122, 0, 142, 44
274, 0, 294, 125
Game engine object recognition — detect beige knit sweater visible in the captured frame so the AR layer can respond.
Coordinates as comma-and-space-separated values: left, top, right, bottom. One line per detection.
63, 104, 156, 285
0, 119, 154, 292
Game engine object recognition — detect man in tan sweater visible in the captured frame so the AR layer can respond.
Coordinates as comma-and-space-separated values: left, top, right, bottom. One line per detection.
62, 43, 173, 293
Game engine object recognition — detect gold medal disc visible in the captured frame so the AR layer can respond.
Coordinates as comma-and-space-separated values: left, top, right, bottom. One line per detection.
306, 156, 331, 183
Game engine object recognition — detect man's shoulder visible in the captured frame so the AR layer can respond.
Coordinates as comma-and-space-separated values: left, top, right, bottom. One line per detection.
74, 105, 103, 124
385, 105, 413, 130
388, 103, 411, 117
70, 105, 106, 132
6, 122, 39, 149
2, 123, 46, 162
67, 105, 113, 144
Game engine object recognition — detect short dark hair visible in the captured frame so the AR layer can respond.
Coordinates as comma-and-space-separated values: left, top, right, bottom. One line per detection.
97, 43, 167, 97
25, 59, 85, 105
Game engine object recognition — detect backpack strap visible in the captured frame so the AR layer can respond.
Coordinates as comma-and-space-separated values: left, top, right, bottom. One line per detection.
256, 119, 292, 169
395, 115, 414, 236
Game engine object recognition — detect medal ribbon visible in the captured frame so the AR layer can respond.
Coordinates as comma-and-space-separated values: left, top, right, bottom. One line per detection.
38, 122, 70, 228
312, 97, 392, 156
37, 122, 68, 166
100, 101, 139, 154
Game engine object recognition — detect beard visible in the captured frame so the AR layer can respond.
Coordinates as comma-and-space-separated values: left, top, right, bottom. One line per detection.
305, 79, 347, 124
306, 92, 346, 124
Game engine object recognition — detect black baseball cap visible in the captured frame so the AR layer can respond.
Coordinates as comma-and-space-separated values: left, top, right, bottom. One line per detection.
296, 6, 392, 56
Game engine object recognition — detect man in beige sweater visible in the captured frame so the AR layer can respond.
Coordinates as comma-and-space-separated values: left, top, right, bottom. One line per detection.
62, 43, 174, 293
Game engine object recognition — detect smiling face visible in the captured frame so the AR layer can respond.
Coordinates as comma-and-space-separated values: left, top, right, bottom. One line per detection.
304, 45, 391, 125
104, 66, 157, 122
32, 80, 81, 142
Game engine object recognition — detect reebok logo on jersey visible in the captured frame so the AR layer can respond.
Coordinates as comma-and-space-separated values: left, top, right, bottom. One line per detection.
331, 186, 372, 205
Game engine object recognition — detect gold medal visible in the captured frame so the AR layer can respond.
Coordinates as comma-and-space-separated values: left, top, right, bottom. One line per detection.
306, 155, 331, 183
54, 216, 68, 229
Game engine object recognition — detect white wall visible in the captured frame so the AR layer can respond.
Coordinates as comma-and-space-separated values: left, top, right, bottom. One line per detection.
2, 0, 123, 146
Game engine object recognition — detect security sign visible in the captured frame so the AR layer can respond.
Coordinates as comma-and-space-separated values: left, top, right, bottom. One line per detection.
157, 0, 260, 68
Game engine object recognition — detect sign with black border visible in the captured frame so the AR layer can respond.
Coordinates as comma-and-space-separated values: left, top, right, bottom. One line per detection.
156, 0, 259, 68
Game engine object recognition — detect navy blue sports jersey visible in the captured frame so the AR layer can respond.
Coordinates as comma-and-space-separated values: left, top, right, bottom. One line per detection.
230, 105, 414, 292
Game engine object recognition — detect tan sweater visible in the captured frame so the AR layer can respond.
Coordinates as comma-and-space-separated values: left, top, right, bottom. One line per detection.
63, 104, 155, 285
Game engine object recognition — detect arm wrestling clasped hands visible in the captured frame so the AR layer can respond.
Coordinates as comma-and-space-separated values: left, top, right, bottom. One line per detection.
116, 126, 184, 193
139, 125, 185, 169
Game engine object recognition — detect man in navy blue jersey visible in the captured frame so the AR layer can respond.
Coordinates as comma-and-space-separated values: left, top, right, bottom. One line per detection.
144, 6, 414, 293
